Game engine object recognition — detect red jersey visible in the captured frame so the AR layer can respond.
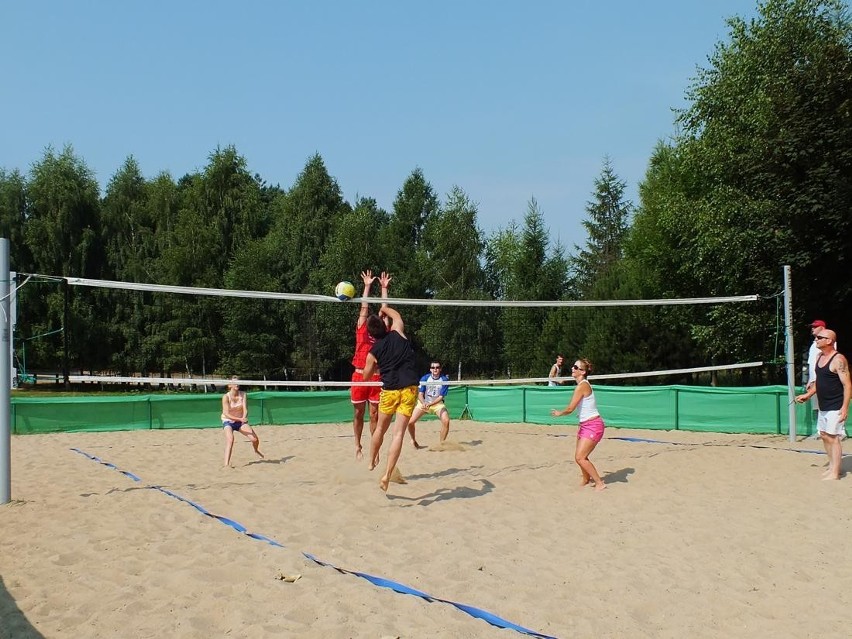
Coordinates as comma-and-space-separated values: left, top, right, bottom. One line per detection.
351, 322, 375, 369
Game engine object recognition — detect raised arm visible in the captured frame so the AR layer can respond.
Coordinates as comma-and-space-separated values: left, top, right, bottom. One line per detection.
380, 305, 405, 338
357, 270, 375, 328
379, 271, 391, 307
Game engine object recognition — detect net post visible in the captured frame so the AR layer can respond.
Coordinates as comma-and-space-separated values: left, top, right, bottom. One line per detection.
1, 238, 11, 504
673, 387, 680, 430
460, 385, 471, 420
783, 265, 797, 442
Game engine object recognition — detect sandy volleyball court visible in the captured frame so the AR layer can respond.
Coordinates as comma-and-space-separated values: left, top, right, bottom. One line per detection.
2, 422, 851, 638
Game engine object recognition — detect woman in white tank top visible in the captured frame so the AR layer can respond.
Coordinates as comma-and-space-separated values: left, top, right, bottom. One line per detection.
550, 358, 606, 491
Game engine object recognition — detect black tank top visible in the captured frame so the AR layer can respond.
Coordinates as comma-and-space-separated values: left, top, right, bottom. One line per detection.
815, 353, 844, 411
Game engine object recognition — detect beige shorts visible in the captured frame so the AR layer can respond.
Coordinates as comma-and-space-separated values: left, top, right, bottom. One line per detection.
416, 400, 447, 416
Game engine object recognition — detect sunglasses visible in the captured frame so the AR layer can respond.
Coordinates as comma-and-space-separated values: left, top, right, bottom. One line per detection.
572, 365, 585, 371
814, 335, 831, 341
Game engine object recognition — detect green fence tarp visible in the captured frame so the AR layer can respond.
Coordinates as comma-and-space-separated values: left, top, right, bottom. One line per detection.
539, 385, 802, 434
12, 394, 152, 434
11, 384, 815, 436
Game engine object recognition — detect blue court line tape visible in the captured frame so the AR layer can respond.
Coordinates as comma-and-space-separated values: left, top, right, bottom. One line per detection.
302, 552, 557, 639
70, 448, 284, 548
607, 436, 849, 456
70, 448, 143, 481
70, 448, 559, 639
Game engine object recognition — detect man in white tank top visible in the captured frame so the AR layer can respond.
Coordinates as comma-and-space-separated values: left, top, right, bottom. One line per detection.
548, 355, 564, 386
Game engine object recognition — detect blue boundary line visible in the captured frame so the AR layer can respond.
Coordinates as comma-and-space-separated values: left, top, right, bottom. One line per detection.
70, 448, 558, 639
607, 436, 850, 457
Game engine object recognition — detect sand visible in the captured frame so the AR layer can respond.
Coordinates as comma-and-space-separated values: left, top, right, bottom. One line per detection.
1, 422, 851, 638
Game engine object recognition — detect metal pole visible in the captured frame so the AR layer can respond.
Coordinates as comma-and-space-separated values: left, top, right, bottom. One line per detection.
1, 238, 11, 503
62, 279, 70, 389
783, 265, 797, 442
9, 271, 15, 388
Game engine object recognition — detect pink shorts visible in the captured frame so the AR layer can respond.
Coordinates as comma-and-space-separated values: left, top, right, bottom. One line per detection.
577, 416, 605, 443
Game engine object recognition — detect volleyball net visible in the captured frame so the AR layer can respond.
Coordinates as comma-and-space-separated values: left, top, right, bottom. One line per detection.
9, 273, 818, 435
10, 274, 777, 389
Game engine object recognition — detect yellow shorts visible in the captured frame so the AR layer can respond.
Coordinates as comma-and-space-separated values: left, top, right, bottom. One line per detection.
378, 386, 418, 416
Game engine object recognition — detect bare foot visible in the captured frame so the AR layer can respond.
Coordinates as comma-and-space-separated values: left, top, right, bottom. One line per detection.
580, 476, 591, 486
255, 450, 264, 459
412, 441, 425, 449
368, 458, 378, 471
822, 474, 840, 481
379, 476, 389, 492
355, 447, 363, 461
389, 467, 406, 484
594, 482, 607, 491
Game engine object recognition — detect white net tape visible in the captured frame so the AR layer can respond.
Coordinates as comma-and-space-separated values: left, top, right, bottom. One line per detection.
68, 361, 763, 388
58, 276, 758, 308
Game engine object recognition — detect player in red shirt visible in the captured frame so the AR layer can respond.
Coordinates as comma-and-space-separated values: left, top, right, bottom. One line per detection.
350, 270, 390, 459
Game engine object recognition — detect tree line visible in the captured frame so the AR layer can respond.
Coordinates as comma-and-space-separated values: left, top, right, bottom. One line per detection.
1, 0, 850, 387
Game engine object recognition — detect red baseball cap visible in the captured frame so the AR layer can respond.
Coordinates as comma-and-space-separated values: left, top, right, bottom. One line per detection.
810, 319, 826, 328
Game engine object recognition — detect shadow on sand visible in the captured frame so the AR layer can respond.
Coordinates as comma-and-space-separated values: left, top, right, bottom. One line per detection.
403, 466, 484, 482
601, 467, 635, 484
388, 478, 495, 506
246, 455, 294, 467
0, 573, 45, 639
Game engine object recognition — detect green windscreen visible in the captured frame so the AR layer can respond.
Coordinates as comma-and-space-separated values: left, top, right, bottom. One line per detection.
11, 384, 814, 436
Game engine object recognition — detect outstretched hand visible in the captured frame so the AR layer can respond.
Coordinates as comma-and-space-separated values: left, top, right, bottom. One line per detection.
361, 270, 376, 286
379, 271, 392, 288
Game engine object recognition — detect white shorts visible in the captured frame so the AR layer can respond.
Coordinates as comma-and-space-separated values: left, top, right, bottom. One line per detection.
817, 410, 847, 437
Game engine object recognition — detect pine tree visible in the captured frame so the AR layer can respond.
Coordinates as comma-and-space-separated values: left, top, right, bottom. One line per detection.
571, 157, 632, 296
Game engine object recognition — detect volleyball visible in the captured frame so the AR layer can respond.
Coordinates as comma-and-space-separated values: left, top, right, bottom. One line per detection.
334, 281, 356, 301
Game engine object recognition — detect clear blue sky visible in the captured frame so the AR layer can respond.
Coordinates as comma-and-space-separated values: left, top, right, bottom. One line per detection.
1, 0, 757, 249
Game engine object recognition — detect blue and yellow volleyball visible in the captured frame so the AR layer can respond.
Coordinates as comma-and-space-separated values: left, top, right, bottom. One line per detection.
335, 281, 356, 301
